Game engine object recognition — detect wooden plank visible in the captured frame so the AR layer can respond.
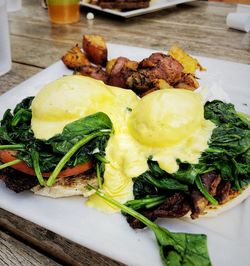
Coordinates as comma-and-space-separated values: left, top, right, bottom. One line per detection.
10, 36, 70, 69
0, 1, 249, 265
0, 231, 60, 266
0, 208, 125, 266
9, 27, 250, 68
6, 2, 249, 65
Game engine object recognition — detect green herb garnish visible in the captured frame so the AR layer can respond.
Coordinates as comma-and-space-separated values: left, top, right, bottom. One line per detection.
47, 130, 111, 186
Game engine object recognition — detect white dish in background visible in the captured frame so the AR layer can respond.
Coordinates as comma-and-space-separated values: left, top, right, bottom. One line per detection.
80, 0, 195, 18
0, 43, 250, 266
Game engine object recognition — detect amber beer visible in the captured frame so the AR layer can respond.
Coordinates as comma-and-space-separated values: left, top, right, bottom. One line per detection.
47, 0, 80, 24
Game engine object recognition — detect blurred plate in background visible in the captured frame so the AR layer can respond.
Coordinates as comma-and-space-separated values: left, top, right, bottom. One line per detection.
80, 0, 195, 18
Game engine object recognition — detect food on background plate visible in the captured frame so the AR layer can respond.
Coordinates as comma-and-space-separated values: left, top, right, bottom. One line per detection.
88, 0, 151, 11
62, 35, 203, 96
0, 37, 250, 266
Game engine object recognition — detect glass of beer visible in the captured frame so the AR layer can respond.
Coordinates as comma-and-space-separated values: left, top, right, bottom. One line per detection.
47, 0, 80, 24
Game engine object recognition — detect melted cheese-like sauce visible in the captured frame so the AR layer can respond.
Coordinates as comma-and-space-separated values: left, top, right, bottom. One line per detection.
31, 76, 215, 213
87, 89, 215, 212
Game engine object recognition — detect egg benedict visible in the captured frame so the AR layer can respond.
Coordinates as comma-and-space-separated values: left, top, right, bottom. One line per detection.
87, 88, 215, 212
0, 75, 249, 221
31, 75, 140, 198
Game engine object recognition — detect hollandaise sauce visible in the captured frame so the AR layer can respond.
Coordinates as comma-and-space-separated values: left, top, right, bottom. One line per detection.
31, 76, 215, 213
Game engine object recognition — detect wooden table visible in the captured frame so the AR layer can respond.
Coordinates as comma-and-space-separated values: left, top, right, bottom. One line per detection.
0, 0, 249, 265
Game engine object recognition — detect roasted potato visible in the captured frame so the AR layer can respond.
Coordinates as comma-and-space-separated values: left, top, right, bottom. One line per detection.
106, 59, 117, 76
62, 44, 90, 69
106, 58, 138, 77
168, 46, 205, 74
107, 57, 138, 88
82, 35, 107, 67
107, 57, 129, 88
154, 79, 173, 90
175, 73, 199, 90
140, 80, 172, 97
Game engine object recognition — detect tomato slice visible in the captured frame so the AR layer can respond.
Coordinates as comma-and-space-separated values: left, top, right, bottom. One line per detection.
0, 150, 93, 178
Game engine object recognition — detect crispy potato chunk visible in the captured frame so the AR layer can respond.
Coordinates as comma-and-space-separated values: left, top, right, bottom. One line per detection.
155, 79, 173, 90
82, 35, 107, 67
106, 59, 117, 76
62, 44, 90, 69
175, 74, 199, 91
168, 46, 205, 74
138, 80, 172, 97
108, 57, 138, 88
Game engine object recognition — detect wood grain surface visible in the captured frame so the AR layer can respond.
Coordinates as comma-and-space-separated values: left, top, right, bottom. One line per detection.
0, 0, 249, 265
0, 209, 124, 266
0, 231, 60, 266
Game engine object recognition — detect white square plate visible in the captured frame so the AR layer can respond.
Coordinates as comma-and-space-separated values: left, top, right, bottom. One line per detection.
0, 43, 250, 266
80, 0, 195, 18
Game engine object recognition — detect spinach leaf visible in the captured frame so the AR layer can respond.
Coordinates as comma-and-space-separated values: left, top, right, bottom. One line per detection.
206, 125, 250, 157
204, 100, 249, 129
0, 109, 13, 127
0, 97, 113, 180
124, 195, 166, 211
37, 112, 112, 174
157, 228, 211, 266
62, 112, 112, 138
144, 172, 189, 192
91, 187, 212, 266
200, 102, 250, 190
172, 162, 201, 185
0, 125, 15, 144
0, 97, 34, 145
133, 176, 158, 199
47, 112, 112, 153
195, 176, 218, 205
47, 130, 112, 186
13, 97, 34, 114
148, 159, 165, 177
133, 160, 189, 197
11, 109, 32, 127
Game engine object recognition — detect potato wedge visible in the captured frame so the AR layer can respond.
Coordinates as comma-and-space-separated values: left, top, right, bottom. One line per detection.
62, 44, 90, 69
106, 59, 117, 76
155, 79, 173, 90
168, 46, 205, 74
107, 57, 138, 88
82, 35, 107, 67
175, 74, 199, 90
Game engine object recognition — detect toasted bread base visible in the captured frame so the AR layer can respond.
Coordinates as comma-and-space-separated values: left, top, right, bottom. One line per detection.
31, 174, 97, 198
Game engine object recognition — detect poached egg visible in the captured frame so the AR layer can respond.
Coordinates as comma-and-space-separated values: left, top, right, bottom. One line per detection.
31, 75, 215, 212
